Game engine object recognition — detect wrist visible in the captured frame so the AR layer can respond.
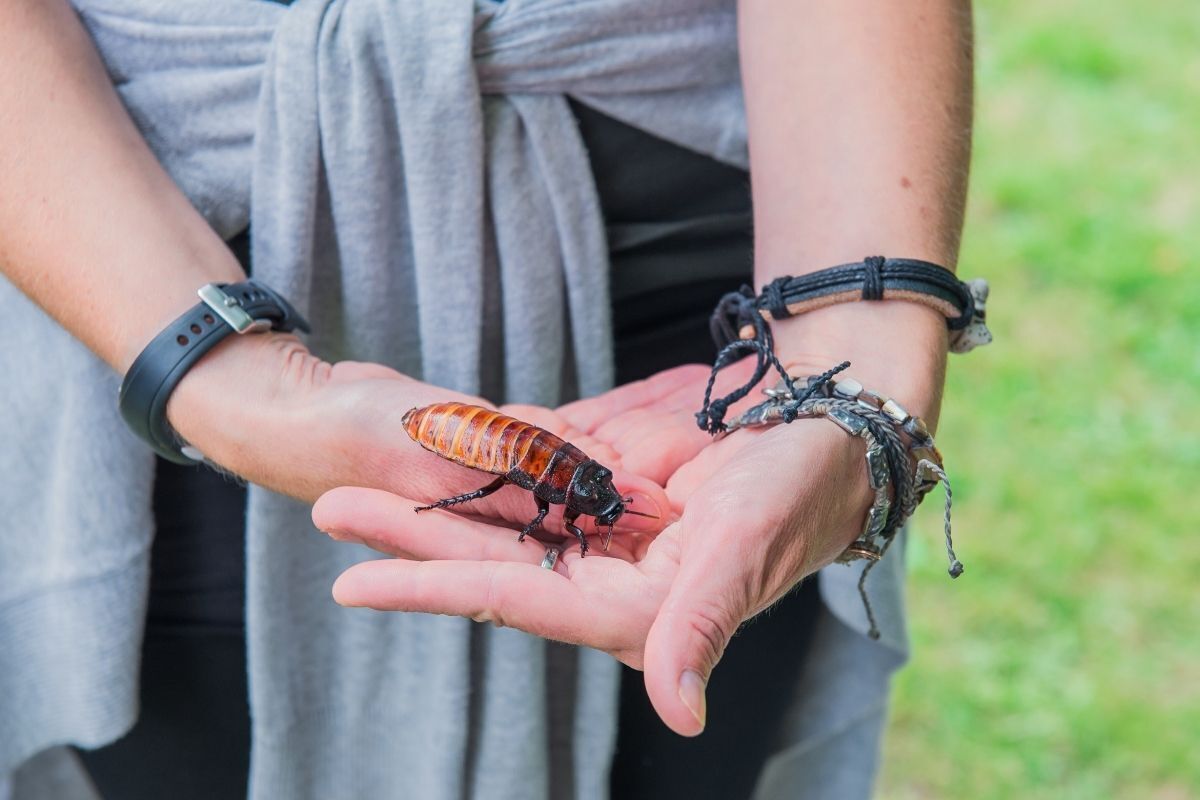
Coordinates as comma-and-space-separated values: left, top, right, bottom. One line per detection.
771, 299, 947, 427
115, 252, 247, 374
165, 331, 326, 471
117, 278, 313, 466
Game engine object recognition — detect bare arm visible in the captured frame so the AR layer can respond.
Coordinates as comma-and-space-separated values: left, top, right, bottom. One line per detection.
639, 0, 975, 733
741, 0, 974, 422
0, 0, 327, 493
0, 0, 245, 371
0, 0, 675, 520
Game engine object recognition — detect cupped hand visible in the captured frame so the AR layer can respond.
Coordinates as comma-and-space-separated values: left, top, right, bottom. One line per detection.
316, 360, 876, 736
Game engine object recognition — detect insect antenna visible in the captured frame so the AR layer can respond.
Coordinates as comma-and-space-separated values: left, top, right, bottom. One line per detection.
621, 495, 660, 520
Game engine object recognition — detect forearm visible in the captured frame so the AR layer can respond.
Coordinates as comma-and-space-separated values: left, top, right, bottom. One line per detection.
739, 0, 973, 422
0, 0, 245, 373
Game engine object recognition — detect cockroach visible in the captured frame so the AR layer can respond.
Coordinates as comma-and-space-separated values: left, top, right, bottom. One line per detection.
401, 402, 655, 555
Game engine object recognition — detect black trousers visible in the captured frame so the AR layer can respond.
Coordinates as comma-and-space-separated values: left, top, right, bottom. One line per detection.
79, 102, 821, 800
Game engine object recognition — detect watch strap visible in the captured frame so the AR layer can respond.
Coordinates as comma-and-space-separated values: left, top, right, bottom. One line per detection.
118, 280, 310, 464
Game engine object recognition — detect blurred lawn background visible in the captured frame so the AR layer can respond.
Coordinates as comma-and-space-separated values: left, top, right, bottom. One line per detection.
879, 1, 1200, 797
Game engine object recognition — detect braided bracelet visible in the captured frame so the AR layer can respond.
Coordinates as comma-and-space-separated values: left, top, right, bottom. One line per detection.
709, 256, 992, 356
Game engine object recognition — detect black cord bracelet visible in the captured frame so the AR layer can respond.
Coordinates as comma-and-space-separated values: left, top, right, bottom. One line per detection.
118, 280, 309, 464
709, 256, 992, 356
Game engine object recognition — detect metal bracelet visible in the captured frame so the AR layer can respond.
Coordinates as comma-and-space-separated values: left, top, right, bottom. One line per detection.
824, 375, 945, 504
824, 406, 892, 562
762, 370, 947, 503
816, 375, 964, 579
726, 370, 945, 565
722, 365, 965, 639
727, 390, 894, 563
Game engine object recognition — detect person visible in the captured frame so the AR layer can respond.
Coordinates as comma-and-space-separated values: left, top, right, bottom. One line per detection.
0, 0, 973, 798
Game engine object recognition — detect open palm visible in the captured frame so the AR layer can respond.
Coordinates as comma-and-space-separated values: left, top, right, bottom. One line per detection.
311, 364, 728, 663
314, 361, 872, 735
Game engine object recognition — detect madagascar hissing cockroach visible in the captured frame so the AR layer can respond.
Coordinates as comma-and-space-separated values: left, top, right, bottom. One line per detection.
401, 402, 654, 555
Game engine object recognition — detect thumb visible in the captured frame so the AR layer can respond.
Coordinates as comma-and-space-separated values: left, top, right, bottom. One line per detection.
642, 542, 749, 736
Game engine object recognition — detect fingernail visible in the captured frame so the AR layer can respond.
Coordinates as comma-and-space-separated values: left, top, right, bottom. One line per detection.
331, 575, 357, 606
322, 527, 365, 545
678, 669, 707, 731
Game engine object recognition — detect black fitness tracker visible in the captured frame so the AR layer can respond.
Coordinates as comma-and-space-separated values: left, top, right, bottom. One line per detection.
118, 280, 310, 464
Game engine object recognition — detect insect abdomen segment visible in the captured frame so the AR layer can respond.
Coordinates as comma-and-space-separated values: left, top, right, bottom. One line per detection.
401, 403, 577, 487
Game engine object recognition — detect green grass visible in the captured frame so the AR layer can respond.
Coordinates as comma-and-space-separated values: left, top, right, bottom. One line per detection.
879, 1, 1200, 797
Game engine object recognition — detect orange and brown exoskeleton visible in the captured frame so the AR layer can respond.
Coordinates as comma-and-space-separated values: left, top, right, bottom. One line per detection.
402, 402, 650, 555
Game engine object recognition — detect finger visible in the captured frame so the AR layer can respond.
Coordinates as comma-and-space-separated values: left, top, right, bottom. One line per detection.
332, 558, 622, 649
640, 512, 752, 737
609, 469, 673, 528
313, 487, 550, 563
658, 358, 768, 419
557, 365, 713, 434
591, 409, 712, 486
315, 485, 645, 565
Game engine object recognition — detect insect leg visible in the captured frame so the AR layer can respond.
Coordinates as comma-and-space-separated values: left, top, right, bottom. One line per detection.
414, 477, 506, 513
517, 496, 551, 542
563, 509, 589, 557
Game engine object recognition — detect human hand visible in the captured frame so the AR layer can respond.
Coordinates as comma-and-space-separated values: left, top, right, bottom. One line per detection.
163, 332, 670, 538
315, 358, 886, 735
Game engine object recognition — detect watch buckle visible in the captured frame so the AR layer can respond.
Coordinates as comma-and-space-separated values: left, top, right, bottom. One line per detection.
197, 284, 271, 333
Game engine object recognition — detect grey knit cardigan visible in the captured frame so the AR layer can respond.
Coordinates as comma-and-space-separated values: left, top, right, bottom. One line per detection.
0, 1, 908, 797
